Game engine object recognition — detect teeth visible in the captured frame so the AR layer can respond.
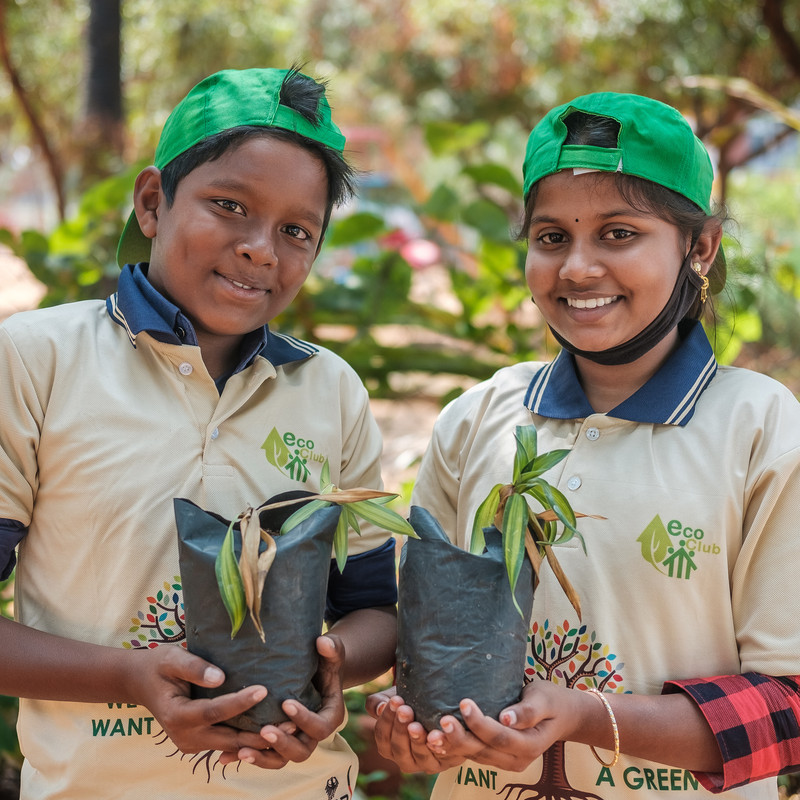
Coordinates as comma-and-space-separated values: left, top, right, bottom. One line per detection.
230, 279, 255, 290
567, 296, 618, 309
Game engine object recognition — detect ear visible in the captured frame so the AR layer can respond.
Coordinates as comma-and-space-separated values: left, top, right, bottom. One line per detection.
691, 222, 724, 275
132, 166, 164, 240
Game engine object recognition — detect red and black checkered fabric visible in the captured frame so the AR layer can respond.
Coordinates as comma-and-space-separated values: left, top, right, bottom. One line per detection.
664, 673, 800, 793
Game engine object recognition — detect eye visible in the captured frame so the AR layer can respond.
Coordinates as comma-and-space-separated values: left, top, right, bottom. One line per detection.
214, 199, 244, 214
283, 224, 312, 241
601, 228, 635, 241
536, 231, 566, 245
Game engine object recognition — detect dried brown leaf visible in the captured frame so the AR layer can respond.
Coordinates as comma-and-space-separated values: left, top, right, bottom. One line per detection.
238, 507, 259, 621
543, 544, 582, 621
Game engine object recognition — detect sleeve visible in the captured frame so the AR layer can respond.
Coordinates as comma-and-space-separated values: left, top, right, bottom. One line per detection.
0, 518, 27, 580
663, 673, 800, 793
330, 356, 395, 557
410, 426, 460, 541
324, 538, 398, 623
0, 323, 44, 527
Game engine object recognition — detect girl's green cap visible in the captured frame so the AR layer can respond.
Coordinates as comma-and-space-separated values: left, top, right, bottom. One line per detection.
522, 92, 714, 213
117, 67, 345, 268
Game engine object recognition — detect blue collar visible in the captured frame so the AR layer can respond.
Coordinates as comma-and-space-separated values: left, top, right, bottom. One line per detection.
524, 320, 717, 426
106, 263, 317, 374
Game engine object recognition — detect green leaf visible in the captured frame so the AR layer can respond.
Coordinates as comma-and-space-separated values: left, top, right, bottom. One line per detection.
260, 427, 291, 469
327, 212, 387, 247
469, 483, 502, 554
502, 493, 528, 617
462, 163, 523, 195
320, 458, 332, 489
214, 521, 246, 638
545, 482, 578, 529
280, 498, 331, 533
422, 184, 460, 221
515, 424, 538, 464
530, 449, 570, 476
461, 199, 511, 243
424, 120, 490, 156
333, 509, 352, 573
348, 499, 417, 538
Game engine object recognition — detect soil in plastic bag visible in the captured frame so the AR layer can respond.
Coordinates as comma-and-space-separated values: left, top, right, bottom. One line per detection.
175, 492, 342, 731
396, 505, 534, 730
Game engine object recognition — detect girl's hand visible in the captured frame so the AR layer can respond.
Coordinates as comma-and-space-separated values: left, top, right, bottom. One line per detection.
427, 682, 583, 772
367, 690, 466, 774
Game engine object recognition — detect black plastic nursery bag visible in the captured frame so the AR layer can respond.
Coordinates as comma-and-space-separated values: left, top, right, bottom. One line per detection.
175, 493, 342, 731
396, 505, 534, 730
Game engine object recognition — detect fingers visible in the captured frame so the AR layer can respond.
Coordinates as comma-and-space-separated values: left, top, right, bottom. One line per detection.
432, 699, 551, 772
153, 644, 227, 689
374, 694, 464, 773
216, 636, 350, 769
313, 635, 346, 722
192, 685, 269, 728
365, 685, 397, 719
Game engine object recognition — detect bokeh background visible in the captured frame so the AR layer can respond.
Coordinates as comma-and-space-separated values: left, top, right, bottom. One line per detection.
1, 2, 800, 797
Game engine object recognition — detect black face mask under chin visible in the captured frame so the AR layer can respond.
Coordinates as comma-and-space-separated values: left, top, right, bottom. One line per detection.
547, 253, 705, 366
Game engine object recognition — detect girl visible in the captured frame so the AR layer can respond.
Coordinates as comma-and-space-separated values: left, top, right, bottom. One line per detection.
368, 92, 800, 799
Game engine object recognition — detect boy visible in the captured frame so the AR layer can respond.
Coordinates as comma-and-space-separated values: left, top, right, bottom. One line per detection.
0, 67, 398, 799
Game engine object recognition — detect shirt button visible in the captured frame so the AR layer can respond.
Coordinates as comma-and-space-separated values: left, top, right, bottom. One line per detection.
178, 362, 193, 376
175, 326, 186, 340
586, 427, 600, 441
210, 427, 219, 440
567, 476, 582, 491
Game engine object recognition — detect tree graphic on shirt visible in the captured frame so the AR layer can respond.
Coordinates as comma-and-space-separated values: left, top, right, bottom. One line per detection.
497, 619, 626, 800
123, 575, 186, 649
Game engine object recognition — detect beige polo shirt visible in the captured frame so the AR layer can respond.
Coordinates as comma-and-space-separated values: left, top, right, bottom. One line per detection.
411, 327, 800, 800
0, 279, 391, 799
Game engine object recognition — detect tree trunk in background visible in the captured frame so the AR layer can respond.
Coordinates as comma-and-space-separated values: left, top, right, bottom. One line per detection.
0, 1, 66, 221
78, 0, 123, 185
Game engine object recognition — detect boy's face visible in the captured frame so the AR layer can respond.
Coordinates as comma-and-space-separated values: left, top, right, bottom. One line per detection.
136, 136, 328, 358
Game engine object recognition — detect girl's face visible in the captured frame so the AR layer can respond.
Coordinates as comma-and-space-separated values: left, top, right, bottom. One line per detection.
525, 171, 688, 357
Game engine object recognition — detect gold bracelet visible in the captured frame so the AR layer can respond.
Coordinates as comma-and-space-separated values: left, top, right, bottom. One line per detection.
587, 688, 620, 768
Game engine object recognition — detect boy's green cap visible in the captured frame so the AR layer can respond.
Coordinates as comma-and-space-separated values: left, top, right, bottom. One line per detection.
522, 92, 714, 214
117, 67, 346, 268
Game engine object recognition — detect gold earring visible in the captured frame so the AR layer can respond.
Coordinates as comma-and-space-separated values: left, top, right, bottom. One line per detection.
692, 262, 709, 304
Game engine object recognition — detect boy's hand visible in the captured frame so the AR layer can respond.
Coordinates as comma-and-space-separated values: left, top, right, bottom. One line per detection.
223, 634, 347, 769
130, 644, 273, 757
367, 689, 465, 774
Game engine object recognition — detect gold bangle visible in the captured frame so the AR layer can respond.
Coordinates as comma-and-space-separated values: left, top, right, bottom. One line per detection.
587, 688, 620, 768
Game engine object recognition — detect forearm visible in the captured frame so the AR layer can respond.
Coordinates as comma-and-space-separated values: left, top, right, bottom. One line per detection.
328, 605, 397, 689
571, 688, 722, 773
0, 615, 145, 703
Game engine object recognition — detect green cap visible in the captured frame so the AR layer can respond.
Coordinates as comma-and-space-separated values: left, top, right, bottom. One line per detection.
117, 67, 346, 268
522, 92, 714, 213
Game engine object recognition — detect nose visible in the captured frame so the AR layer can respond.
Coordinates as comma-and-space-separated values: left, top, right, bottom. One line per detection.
235, 227, 277, 267
558, 240, 605, 283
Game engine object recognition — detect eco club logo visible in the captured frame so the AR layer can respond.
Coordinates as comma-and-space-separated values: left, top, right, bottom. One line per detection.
636, 514, 720, 579
261, 426, 327, 483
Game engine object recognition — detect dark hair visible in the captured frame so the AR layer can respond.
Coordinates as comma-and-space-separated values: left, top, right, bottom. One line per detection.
518, 110, 728, 319
159, 68, 357, 236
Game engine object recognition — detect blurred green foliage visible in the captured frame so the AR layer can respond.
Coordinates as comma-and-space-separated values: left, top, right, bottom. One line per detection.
3, 121, 798, 400
1, 3, 799, 796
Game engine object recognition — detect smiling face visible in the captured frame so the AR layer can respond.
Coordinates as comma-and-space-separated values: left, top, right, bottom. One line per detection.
134, 135, 328, 373
525, 171, 689, 359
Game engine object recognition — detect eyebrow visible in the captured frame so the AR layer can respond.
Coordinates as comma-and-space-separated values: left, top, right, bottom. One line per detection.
205, 178, 325, 229
530, 208, 652, 225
